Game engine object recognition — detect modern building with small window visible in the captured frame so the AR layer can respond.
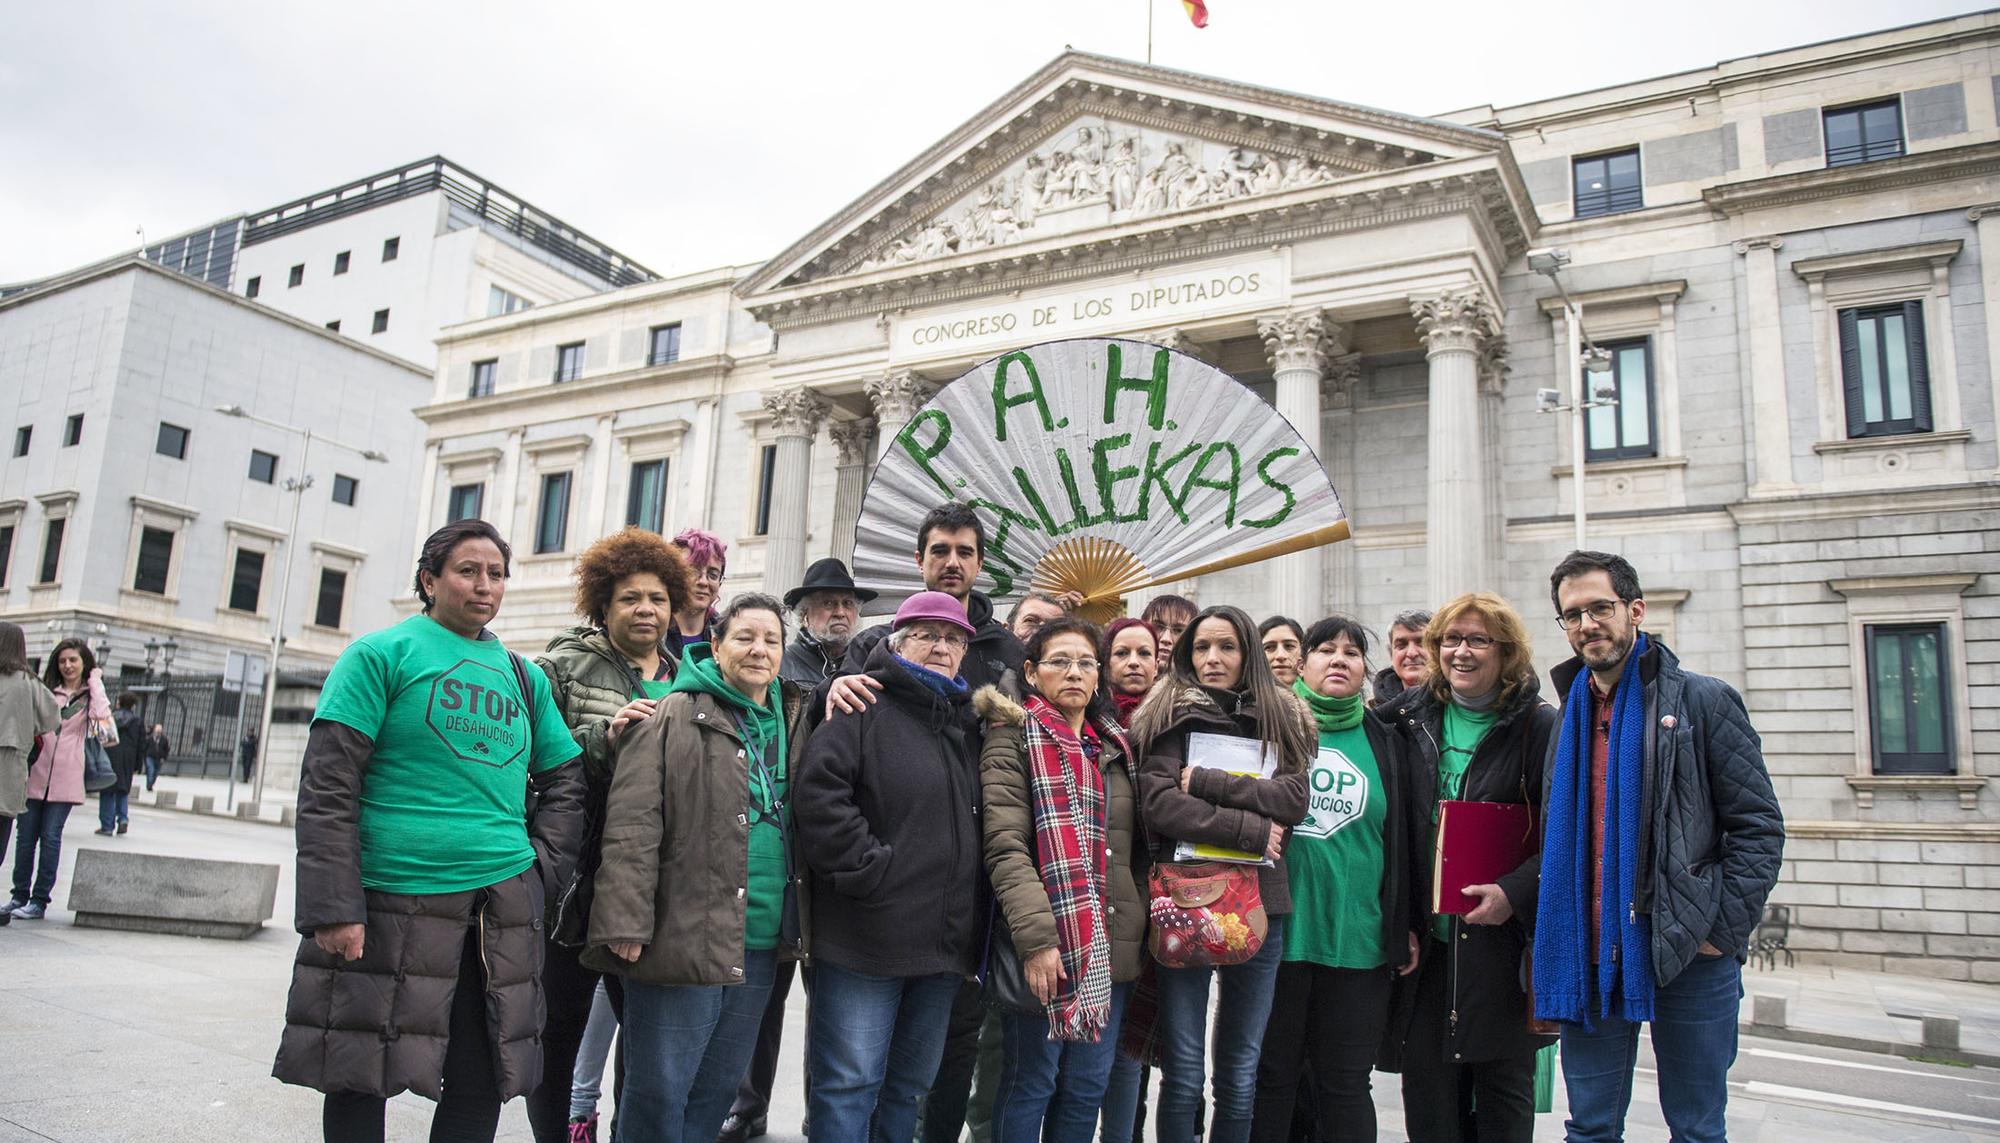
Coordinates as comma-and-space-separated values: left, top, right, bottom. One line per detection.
407, 12, 1997, 971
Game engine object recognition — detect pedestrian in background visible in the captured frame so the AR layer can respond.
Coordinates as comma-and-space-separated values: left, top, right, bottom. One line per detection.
142, 723, 170, 791
6, 638, 111, 921
95, 692, 144, 836
0, 622, 58, 926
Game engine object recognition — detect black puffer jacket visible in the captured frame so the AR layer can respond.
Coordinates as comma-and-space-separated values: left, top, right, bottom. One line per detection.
1383, 676, 1558, 1067
795, 642, 988, 978
1544, 641, 1784, 988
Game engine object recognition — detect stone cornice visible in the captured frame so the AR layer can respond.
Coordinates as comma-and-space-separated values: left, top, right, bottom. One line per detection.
1790, 239, 1963, 281
1827, 572, 1978, 598
414, 353, 736, 426
128, 494, 199, 521
1536, 279, 1687, 316
1700, 141, 2000, 217
1727, 480, 2000, 525
1784, 819, 2000, 841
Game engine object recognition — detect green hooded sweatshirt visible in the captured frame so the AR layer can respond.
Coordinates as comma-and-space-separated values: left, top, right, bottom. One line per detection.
668, 645, 789, 951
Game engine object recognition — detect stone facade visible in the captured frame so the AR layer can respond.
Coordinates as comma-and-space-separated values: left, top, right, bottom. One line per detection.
409, 14, 2000, 969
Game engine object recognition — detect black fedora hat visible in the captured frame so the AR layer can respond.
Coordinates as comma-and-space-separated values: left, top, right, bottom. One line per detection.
784, 558, 879, 609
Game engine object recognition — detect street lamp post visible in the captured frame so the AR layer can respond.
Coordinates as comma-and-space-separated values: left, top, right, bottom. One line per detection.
214, 404, 387, 809
1528, 249, 1619, 550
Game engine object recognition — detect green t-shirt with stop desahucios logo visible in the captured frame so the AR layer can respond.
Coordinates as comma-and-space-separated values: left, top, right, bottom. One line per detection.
314, 614, 581, 895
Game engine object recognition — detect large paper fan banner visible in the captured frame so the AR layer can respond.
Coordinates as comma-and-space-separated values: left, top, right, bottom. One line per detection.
852, 338, 1348, 620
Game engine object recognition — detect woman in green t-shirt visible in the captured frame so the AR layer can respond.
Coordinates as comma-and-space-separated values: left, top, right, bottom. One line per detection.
275, 519, 587, 1143
1248, 615, 1420, 1143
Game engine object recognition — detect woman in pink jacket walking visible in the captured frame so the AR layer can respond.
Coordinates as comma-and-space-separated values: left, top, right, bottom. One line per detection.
7, 638, 112, 920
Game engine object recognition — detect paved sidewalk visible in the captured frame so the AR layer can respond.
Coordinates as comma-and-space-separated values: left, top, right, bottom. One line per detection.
1740, 960, 2000, 1065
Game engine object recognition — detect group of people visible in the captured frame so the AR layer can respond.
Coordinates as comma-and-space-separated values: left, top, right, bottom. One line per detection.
272, 503, 1784, 1143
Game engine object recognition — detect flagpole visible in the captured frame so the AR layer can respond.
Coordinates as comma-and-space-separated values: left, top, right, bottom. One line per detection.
1147, 0, 1154, 63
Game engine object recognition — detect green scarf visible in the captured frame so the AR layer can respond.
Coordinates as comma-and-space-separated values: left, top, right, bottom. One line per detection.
1295, 677, 1364, 733
668, 644, 786, 811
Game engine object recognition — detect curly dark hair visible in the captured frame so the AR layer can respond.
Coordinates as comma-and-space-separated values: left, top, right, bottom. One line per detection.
572, 527, 695, 628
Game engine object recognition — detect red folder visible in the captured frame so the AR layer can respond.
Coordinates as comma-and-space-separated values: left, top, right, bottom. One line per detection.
1432, 800, 1535, 915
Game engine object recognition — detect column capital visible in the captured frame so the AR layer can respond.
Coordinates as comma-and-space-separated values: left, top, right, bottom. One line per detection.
1732, 235, 1785, 255
1970, 204, 2000, 222
762, 385, 831, 439
828, 418, 875, 467
1322, 351, 1364, 407
1412, 291, 1501, 358
1258, 309, 1343, 375
863, 370, 940, 425
1145, 327, 1208, 362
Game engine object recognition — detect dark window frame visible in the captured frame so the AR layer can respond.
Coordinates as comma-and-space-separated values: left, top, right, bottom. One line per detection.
331, 473, 358, 506
156, 422, 189, 459
326, 320, 341, 333
648, 323, 683, 367
248, 449, 279, 484
10, 426, 25, 457
314, 567, 348, 629
1866, 622, 1953, 775
535, 471, 573, 554
1824, 98, 1905, 167
228, 548, 266, 613
0, 522, 14, 589
37, 517, 64, 584
133, 526, 174, 595
63, 414, 83, 447
1838, 300, 1931, 438
754, 444, 778, 536
447, 483, 484, 524
554, 342, 585, 384
626, 458, 669, 532
333, 250, 351, 275
381, 236, 400, 262
1572, 147, 1643, 218
469, 359, 497, 398
1584, 336, 1659, 461
371, 308, 390, 334
287, 263, 305, 288
245, 276, 261, 299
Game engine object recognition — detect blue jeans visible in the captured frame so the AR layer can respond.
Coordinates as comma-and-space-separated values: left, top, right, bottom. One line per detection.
1559, 951, 1742, 1143
98, 788, 128, 831
1154, 916, 1285, 1143
571, 979, 618, 1118
10, 799, 72, 905
806, 962, 962, 1143
1099, 1050, 1143, 1143
992, 982, 1130, 1143
143, 757, 160, 789
616, 948, 777, 1143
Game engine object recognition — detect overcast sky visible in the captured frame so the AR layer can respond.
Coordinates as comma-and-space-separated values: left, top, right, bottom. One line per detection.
2, 1, 1984, 283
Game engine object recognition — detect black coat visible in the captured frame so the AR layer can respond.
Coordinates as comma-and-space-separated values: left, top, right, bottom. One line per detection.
109, 708, 144, 787
1382, 677, 1559, 1067
795, 642, 988, 978
1544, 641, 1784, 988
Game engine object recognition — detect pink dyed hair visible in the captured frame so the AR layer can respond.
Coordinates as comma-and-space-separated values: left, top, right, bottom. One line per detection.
671, 527, 728, 572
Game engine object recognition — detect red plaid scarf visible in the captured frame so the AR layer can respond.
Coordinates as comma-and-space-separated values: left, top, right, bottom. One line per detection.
1022, 694, 1128, 1041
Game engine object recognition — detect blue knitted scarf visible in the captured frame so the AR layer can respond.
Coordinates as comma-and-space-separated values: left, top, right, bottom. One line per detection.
1534, 632, 1654, 1026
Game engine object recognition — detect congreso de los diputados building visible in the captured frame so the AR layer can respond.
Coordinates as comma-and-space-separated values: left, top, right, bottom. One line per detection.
386, 13, 2000, 971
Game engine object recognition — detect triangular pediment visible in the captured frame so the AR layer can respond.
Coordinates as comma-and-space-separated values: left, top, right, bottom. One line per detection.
741, 52, 1511, 299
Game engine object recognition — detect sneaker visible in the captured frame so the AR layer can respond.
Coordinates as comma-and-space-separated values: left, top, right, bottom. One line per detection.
93, 828, 113, 836
567, 1113, 598, 1143
717, 1113, 765, 1143
14, 902, 45, 920
116, 822, 128, 835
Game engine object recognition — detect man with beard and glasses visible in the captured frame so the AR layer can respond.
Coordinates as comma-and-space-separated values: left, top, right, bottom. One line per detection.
1534, 550, 1783, 1143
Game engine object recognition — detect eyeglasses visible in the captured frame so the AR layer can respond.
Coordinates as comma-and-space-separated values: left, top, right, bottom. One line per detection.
694, 566, 725, 584
1438, 634, 1497, 651
1038, 656, 1100, 676
1555, 600, 1626, 630
903, 629, 968, 649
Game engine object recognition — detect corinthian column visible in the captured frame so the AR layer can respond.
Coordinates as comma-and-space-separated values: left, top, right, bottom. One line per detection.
828, 418, 875, 563
760, 385, 830, 595
863, 371, 941, 463
1413, 291, 1501, 606
1258, 309, 1339, 618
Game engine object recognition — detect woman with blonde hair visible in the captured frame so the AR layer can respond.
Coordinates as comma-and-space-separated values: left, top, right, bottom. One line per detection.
1381, 593, 1557, 1143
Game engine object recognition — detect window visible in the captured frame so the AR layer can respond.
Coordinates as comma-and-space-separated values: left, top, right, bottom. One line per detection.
333, 251, 351, 275
288, 263, 304, 288
1839, 302, 1930, 438
554, 342, 585, 383
1584, 338, 1657, 460
469, 359, 497, 398
332, 473, 357, 506
245, 276, 261, 299
1825, 99, 1904, 167
63, 414, 83, 447
535, 472, 572, 554
248, 449, 278, 483
11, 426, 26, 457
627, 459, 669, 532
754, 444, 777, 536
326, 320, 341, 333
487, 285, 530, 317
0, 524, 15, 588
1572, 148, 1642, 218
382, 236, 400, 262
37, 518, 64, 584
371, 308, 390, 334
648, 323, 682, 366
228, 549, 265, 613
1866, 623, 1951, 774
447, 482, 484, 523
314, 567, 348, 629
155, 422, 189, 459
133, 527, 174, 595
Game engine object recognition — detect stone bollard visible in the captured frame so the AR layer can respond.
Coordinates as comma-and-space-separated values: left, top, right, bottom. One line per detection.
1923, 1015, 1961, 1053
189, 795, 215, 815
1752, 995, 1787, 1029
155, 790, 179, 809
234, 801, 261, 820
279, 806, 297, 827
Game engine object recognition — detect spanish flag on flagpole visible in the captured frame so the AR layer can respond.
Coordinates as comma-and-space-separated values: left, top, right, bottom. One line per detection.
1183, 0, 1209, 28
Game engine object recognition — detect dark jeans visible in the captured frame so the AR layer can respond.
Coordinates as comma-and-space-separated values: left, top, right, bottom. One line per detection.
1099, 1051, 1144, 1143
1559, 952, 1743, 1143
807, 963, 962, 1143
10, 799, 72, 905
730, 956, 804, 1125
919, 978, 988, 1142
1155, 916, 1287, 1143
527, 938, 626, 1142
992, 982, 1130, 1143
321, 930, 502, 1142
144, 757, 161, 789
1249, 961, 1393, 1143
98, 787, 128, 831
619, 947, 779, 1143
1399, 942, 1535, 1143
